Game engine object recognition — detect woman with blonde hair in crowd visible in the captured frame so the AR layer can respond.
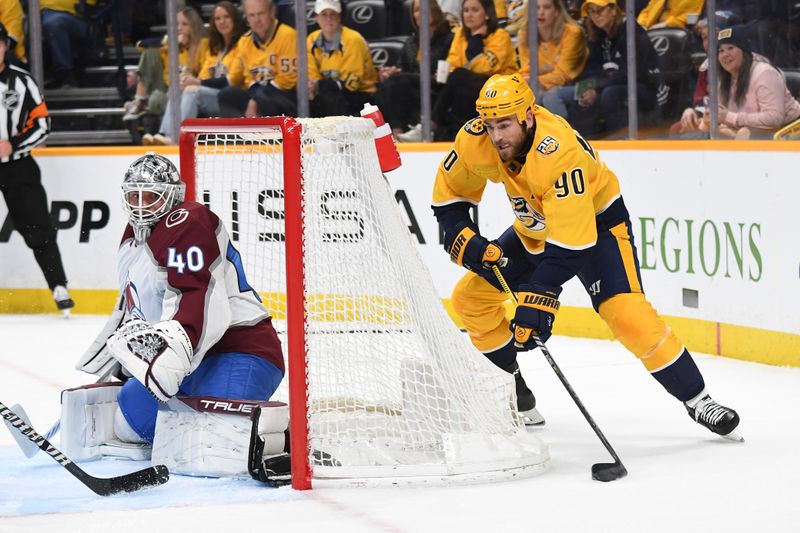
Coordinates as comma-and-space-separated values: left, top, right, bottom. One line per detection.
704, 26, 800, 139
146, 1, 247, 145
377, 0, 454, 141
431, 0, 516, 140
518, 0, 587, 102
123, 6, 209, 138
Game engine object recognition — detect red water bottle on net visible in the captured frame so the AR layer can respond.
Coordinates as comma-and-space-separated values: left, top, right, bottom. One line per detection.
360, 103, 402, 173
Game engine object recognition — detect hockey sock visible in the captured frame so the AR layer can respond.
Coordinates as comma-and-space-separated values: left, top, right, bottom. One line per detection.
483, 338, 517, 370
651, 349, 706, 402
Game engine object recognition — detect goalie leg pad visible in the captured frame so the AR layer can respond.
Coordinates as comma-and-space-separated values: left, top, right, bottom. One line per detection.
60, 383, 123, 461
153, 397, 288, 478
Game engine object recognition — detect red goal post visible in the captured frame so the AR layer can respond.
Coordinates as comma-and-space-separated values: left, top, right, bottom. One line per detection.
178, 117, 548, 490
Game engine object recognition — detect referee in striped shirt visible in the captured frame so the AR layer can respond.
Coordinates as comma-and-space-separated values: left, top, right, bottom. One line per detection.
0, 22, 73, 314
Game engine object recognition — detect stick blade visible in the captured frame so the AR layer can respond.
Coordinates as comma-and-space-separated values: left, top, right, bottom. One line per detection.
591, 462, 628, 482
89, 464, 170, 496
3, 404, 41, 458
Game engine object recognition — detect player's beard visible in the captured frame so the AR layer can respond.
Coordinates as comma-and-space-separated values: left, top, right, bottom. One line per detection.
498, 123, 535, 162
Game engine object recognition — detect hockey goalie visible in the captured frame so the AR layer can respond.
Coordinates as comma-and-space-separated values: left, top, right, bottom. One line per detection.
67, 153, 289, 481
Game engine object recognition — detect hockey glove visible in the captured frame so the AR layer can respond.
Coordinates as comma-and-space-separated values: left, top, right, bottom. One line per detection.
106, 318, 193, 401
75, 296, 127, 377
510, 283, 562, 349
446, 222, 508, 272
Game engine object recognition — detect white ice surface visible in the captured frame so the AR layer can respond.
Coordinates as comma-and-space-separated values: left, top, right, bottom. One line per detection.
0, 314, 798, 532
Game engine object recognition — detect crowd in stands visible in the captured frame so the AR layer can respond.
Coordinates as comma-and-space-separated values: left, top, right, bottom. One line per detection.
2, 0, 800, 142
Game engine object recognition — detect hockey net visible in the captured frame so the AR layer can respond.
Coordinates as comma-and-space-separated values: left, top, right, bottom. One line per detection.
179, 117, 548, 488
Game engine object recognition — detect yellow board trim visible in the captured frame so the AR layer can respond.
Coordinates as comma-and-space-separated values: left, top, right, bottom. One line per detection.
2, 289, 797, 368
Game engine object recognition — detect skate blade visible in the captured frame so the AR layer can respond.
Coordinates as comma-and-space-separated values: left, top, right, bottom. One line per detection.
520, 407, 545, 427
722, 429, 744, 443
60, 309, 71, 318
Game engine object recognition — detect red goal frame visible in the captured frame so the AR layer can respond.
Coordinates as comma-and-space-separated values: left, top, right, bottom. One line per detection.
178, 118, 312, 489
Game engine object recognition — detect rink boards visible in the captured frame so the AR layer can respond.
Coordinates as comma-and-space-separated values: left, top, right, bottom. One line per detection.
0, 140, 797, 366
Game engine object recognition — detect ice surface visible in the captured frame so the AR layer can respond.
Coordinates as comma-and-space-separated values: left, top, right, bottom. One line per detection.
0, 314, 797, 532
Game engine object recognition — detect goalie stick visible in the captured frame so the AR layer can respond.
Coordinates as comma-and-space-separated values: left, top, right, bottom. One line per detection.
0, 400, 169, 496
492, 265, 628, 483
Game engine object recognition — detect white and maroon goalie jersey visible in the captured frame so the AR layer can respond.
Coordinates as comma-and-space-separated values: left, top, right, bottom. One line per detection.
117, 201, 284, 374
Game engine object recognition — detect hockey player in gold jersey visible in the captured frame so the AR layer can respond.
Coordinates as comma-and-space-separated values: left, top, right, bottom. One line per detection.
432, 73, 742, 439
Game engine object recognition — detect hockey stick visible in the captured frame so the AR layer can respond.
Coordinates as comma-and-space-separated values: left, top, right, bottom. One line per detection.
4, 366, 118, 459
491, 265, 628, 482
0, 400, 169, 496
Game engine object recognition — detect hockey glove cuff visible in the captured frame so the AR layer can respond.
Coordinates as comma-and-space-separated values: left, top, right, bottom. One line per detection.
510, 283, 562, 349
446, 223, 508, 272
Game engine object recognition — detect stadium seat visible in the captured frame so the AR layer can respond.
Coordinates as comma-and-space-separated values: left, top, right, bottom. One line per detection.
647, 27, 694, 121
368, 39, 405, 68
783, 69, 800, 100
344, 0, 387, 40
388, 0, 415, 37
276, 2, 319, 35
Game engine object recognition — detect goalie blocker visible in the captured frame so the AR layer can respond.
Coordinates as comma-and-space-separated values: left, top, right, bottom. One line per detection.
61, 383, 289, 479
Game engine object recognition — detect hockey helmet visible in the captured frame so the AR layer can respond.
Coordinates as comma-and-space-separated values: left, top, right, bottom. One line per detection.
121, 152, 185, 230
475, 74, 536, 124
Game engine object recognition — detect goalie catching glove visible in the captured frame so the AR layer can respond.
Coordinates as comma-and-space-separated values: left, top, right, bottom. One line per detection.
510, 283, 562, 349
445, 221, 508, 272
106, 318, 194, 401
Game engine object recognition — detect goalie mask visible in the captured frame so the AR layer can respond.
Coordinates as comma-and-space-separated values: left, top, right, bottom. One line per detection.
122, 153, 185, 243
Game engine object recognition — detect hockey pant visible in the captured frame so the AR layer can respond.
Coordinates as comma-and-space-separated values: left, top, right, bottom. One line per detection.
118, 352, 284, 443
450, 219, 705, 402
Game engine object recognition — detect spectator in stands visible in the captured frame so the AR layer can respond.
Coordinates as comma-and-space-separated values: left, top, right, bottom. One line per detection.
376, 0, 454, 141
542, 0, 666, 138
306, 0, 377, 118
431, 0, 516, 140
41, 0, 96, 88
636, 0, 704, 29
705, 26, 800, 139
0, 0, 25, 65
672, 12, 742, 137
518, 0, 587, 102
501, 0, 528, 40
122, 6, 209, 133
145, 1, 247, 145
218, 0, 298, 118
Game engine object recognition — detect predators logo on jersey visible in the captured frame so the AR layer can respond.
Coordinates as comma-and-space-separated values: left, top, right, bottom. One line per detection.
536, 136, 559, 156
250, 65, 277, 86
509, 195, 546, 231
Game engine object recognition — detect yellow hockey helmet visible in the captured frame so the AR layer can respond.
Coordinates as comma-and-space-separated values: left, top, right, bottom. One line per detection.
475, 74, 536, 123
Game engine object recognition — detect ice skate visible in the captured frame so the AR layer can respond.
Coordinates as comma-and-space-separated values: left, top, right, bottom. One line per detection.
685, 393, 742, 442
52, 285, 74, 317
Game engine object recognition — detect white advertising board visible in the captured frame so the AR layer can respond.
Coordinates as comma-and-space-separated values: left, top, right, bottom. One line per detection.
0, 146, 797, 337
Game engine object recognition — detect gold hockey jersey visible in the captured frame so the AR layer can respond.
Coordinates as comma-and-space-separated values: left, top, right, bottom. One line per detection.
227, 23, 298, 90
432, 106, 622, 253
307, 26, 377, 93
198, 45, 240, 81
447, 28, 517, 76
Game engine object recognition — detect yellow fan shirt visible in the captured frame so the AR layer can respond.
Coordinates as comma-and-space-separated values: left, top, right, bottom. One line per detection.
227, 23, 298, 90
307, 26, 377, 93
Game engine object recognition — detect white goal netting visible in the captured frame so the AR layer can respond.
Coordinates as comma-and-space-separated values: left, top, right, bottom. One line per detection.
187, 117, 548, 486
